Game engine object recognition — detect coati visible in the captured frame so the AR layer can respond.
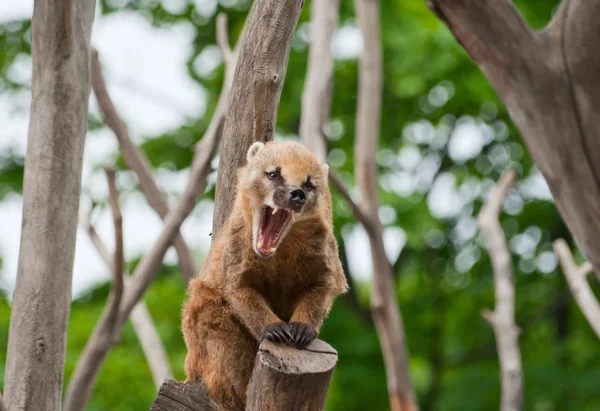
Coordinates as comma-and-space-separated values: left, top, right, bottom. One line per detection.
182, 140, 348, 410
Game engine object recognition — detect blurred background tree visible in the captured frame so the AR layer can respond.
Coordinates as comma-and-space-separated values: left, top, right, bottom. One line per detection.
1, 0, 599, 410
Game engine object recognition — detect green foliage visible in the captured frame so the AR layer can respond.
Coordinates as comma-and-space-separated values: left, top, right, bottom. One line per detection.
2, 0, 599, 410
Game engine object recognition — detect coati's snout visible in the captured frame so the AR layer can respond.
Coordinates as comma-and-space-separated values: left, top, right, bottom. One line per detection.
241, 140, 329, 258
288, 188, 306, 210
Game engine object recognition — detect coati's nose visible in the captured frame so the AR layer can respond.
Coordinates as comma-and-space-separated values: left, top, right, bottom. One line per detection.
289, 189, 306, 206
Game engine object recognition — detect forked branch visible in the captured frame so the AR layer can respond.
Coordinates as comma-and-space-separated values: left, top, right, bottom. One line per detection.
477, 169, 522, 411
92, 49, 198, 282
64, 169, 126, 411
80, 208, 174, 390
553, 239, 600, 339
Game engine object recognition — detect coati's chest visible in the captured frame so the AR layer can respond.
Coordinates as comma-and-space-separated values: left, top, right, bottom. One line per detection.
253, 257, 323, 322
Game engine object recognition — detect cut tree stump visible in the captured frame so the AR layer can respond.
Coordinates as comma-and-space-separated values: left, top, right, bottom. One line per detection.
151, 339, 338, 411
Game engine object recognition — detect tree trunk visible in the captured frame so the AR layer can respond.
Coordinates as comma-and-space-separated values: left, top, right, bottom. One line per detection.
3, 1, 96, 410
427, 0, 600, 279
212, 0, 305, 235
245, 340, 338, 411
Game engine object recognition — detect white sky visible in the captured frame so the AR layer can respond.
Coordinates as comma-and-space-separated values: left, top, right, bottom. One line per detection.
0, 1, 553, 299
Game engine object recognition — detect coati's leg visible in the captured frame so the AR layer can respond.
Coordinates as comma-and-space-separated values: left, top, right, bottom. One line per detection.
182, 282, 258, 410
288, 286, 336, 349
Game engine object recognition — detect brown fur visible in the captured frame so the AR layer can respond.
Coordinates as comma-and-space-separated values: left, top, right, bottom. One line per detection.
182, 141, 348, 410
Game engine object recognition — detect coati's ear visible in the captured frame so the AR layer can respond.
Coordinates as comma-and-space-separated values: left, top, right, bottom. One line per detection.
247, 142, 265, 162
323, 164, 329, 176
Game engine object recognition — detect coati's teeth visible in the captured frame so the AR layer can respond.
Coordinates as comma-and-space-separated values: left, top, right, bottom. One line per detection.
257, 241, 263, 249
291, 212, 296, 222
268, 247, 277, 253
272, 207, 279, 215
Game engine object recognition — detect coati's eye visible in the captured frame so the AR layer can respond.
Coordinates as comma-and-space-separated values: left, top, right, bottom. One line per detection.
266, 169, 280, 180
304, 178, 315, 192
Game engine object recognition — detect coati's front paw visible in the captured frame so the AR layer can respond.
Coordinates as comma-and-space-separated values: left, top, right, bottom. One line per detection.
287, 322, 317, 349
261, 322, 293, 344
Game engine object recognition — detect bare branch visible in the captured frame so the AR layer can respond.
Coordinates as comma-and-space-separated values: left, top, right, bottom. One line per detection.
553, 239, 600, 339
328, 170, 374, 236
212, 0, 305, 235
79, 209, 174, 390
216, 13, 233, 64
65, 170, 127, 411
105, 167, 125, 307
300, 0, 340, 163
130, 303, 174, 389
353, 0, 417, 410
476, 168, 522, 411
91, 49, 198, 282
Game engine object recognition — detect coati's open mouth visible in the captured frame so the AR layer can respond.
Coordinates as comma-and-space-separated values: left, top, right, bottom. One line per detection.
256, 206, 293, 257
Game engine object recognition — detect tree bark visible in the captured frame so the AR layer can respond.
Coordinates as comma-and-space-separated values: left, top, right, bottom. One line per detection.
212, 0, 305, 235
353, 1, 418, 410
427, 0, 600, 280
245, 340, 338, 411
477, 170, 523, 411
3, 1, 96, 410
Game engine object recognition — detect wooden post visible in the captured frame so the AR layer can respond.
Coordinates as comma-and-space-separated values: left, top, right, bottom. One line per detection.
151, 340, 338, 411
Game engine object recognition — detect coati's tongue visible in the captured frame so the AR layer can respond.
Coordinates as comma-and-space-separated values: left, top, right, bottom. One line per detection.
259, 207, 290, 251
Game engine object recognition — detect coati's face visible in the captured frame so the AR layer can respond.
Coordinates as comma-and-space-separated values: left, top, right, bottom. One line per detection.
240, 141, 329, 258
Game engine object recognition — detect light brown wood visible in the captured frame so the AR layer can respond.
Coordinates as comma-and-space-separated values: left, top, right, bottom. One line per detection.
212, 0, 305, 235
245, 340, 338, 411
477, 169, 523, 411
3, 0, 96, 410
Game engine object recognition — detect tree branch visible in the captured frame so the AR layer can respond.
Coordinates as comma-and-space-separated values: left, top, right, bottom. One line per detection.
212, 0, 305, 235
426, 0, 536, 77
299, 0, 339, 163
91, 49, 198, 282
353, 0, 417, 410
216, 13, 233, 64
105, 168, 125, 307
553, 239, 600, 339
65, 169, 126, 411
328, 170, 375, 236
78, 208, 174, 390
476, 168, 522, 411
0, 392, 6, 411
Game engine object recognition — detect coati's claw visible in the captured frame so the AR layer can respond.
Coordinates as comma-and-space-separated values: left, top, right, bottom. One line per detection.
261, 323, 292, 344
287, 322, 317, 349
